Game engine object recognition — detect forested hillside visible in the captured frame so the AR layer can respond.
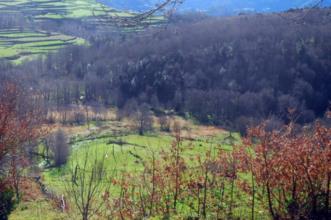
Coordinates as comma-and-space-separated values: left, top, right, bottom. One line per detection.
6, 8, 331, 131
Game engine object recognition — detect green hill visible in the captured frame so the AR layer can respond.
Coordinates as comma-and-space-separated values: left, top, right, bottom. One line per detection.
0, 0, 122, 20
0, 0, 162, 64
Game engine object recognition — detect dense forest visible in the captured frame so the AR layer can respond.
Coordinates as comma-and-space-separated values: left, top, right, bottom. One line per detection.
2, 8, 331, 131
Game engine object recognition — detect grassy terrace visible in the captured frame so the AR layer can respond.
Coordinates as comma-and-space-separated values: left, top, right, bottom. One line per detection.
0, 0, 103, 63
0, 0, 117, 19
0, 0, 164, 63
0, 29, 85, 64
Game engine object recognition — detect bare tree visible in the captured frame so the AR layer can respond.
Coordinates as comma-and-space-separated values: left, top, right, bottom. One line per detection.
97, 0, 324, 28
97, 0, 183, 27
0, 81, 45, 220
134, 104, 153, 135
65, 150, 109, 220
51, 129, 69, 167
277, 0, 325, 23
117, 99, 139, 121
159, 115, 171, 132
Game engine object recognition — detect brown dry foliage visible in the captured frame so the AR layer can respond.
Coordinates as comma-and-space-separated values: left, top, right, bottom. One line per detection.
0, 82, 45, 195
239, 117, 331, 219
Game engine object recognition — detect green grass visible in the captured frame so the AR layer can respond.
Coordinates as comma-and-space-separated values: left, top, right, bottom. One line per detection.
9, 199, 67, 220
0, 0, 163, 22
0, 28, 86, 64
8, 117, 270, 219
40, 125, 239, 192
42, 133, 213, 190
0, 0, 111, 19
42, 125, 239, 207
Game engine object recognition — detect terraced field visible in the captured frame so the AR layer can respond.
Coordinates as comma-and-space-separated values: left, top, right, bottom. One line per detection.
0, 28, 85, 64
0, 0, 162, 27
0, 0, 98, 63
0, 0, 118, 20
0, 0, 164, 63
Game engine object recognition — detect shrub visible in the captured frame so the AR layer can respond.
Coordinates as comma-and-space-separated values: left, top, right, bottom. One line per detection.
0, 187, 15, 220
239, 118, 331, 219
159, 116, 171, 132
73, 112, 86, 125
51, 130, 70, 167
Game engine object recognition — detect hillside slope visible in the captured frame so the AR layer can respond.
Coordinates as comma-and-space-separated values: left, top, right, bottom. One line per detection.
0, 0, 119, 21
22, 8, 331, 129
0, 0, 154, 63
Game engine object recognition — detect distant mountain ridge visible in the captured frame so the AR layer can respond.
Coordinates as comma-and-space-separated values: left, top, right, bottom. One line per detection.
98, 0, 331, 15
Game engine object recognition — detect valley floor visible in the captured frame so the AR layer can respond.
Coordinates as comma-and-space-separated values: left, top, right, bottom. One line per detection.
9, 110, 261, 220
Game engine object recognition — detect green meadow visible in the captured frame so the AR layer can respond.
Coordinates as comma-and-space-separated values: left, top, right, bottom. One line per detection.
43, 123, 237, 192
9, 117, 265, 220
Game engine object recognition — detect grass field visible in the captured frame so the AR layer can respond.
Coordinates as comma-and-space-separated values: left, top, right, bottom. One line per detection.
41, 116, 238, 190
43, 132, 236, 190
9, 199, 67, 220
9, 114, 257, 220
8, 115, 271, 220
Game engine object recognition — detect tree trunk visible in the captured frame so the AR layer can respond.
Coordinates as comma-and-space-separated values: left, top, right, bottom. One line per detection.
202, 166, 208, 218
251, 173, 255, 220
83, 211, 88, 220
266, 183, 277, 220
229, 177, 235, 218
325, 173, 330, 219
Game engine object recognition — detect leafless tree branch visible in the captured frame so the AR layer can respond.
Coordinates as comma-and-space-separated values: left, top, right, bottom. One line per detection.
94, 0, 183, 28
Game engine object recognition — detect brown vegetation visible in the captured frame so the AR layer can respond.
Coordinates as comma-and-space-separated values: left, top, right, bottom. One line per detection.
0, 82, 44, 198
